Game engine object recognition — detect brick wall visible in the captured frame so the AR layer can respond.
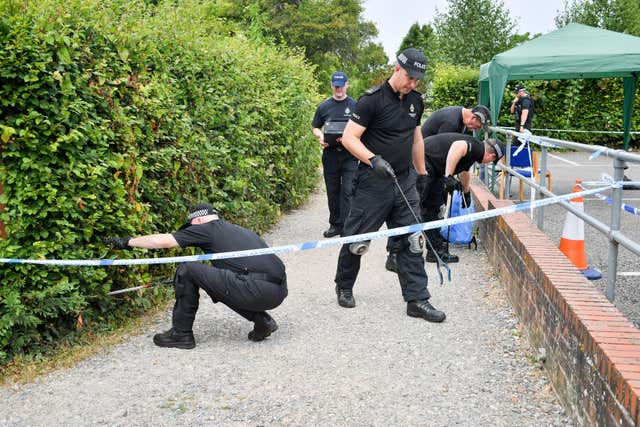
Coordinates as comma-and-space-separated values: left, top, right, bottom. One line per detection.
472, 182, 639, 426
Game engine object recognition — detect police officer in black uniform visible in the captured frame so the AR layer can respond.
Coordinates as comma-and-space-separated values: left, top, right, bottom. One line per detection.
386, 104, 492, 270
105, 202, 287, 349
421, 105, 490, 138
312, 71, 359, 238
416, 133, 505, 262
334, 48, 446, 323
510, 84, 534, 135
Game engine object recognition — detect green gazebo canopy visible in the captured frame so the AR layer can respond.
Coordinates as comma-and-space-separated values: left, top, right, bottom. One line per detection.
479, 23, 640, 149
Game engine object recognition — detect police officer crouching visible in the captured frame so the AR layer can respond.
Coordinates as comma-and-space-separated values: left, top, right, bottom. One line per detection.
334, 48, 446, 323
105, 203, 287, 349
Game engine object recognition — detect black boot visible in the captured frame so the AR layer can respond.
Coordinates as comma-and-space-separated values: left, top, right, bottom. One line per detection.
385, 252, 398, 273
425, 249, 459, 263
335, 285, 355, 308
248, 312, 279, 342
407, 299, 446, 323
153, 328, 196, 349
323, 225, 342, 238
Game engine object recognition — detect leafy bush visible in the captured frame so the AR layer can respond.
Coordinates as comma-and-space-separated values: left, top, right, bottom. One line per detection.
0, 0, 319, 365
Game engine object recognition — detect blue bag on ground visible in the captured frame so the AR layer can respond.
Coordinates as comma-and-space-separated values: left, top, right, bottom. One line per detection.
440, 190, 475, 244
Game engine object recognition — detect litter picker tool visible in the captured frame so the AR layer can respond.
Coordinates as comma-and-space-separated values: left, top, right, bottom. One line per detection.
393, 177, 451, 285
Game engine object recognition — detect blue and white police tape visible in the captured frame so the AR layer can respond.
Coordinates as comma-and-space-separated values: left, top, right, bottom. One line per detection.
577, 182, 640, 216
0, 185, 613, 267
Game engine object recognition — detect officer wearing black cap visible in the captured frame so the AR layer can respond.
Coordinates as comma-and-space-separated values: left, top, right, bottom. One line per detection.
415, 133, 504, 263
333, 47, 446, 323
105, 202, 287, 349
385, 104, 492, 270
510, 84, 534, 134
421, 105, 491, 138
312, 71, 359, 238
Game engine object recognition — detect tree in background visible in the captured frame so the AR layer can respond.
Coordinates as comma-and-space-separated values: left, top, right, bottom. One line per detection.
221, 0, 388, 95
396, 23, 439, 89
432, 0, 518, 67
555, 0, 640, 36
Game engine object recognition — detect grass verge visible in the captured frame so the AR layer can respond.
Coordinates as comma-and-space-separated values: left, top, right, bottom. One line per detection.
0, 296, 172, 386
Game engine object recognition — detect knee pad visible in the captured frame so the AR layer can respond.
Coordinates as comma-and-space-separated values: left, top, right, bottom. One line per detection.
349, 240, 370, 255
407, 231, 425, 254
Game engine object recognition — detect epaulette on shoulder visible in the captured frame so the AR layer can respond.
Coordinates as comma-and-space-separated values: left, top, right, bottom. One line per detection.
363, 85, 381, 96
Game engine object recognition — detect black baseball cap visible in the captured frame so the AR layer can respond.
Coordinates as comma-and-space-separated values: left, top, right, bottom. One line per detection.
471, 105, 491, 128
487, 138, 506, 164
514, 84, 526, 94
396, 48, 427, 80
179, 202, 218, 229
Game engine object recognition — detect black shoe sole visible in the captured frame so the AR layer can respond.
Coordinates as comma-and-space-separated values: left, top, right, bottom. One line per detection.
153, 338, 196, 349
407, 308, 446, 323
337, 299, 356, 308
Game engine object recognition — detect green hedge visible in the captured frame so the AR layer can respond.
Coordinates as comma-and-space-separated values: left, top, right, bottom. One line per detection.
0, 0, 319, 364
427, 63, 640, 148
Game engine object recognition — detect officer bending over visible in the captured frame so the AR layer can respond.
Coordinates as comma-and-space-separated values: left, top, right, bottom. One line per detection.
334, 48, 445, 323
386, 104, 491, 271
106, 203, 287, 349
419, 133, 504, 262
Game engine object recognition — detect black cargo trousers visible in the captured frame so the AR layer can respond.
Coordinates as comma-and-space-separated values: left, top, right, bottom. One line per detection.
335, 166, 431, 302
171, 262, 288, 333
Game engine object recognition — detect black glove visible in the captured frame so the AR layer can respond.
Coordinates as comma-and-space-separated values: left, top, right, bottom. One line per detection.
443, 175, 462, 194
416, 174, 428, 197
104, 237, 133, 250
369, 155, 395, 179
462, 191, 472, 207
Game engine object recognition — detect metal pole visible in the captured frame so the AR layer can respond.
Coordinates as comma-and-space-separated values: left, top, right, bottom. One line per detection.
536, 146, 548, 230
505, 137, 512, 199
605, 158, 625, 302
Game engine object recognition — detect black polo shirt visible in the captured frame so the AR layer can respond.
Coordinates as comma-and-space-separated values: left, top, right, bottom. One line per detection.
514, 95, 534, 130
350, 80, 424, 173
421, 106, 465, 137
312, 96, 357, 129
423, 133, 485, 177
172, 219, 285, 279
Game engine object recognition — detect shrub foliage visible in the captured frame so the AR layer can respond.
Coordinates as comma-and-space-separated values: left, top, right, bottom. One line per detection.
0, 0, 319, 364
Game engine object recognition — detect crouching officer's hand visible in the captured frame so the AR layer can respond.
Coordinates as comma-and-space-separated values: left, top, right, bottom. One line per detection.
104, 237, 133, 250
416, 174, 428, 196
443, 175, 462, 194
462, 191, 472, 207
369, 155, 395, 179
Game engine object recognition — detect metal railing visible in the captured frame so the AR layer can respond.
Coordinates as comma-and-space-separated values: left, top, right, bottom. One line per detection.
484, 126, 640, 302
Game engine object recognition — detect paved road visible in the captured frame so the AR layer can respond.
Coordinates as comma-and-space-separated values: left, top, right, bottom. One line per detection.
0, 183, 571, 426
501, 151, 640, 327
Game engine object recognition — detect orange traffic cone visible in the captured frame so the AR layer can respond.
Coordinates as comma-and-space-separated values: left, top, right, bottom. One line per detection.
559, 179, 601, 280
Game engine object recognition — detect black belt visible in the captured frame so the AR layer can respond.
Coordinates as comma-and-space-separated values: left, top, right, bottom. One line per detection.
249, 272, 285, 285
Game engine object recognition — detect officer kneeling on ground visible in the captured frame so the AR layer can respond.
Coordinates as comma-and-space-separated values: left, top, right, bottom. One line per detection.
105, 203, 287, 349
386, 133, 505, 271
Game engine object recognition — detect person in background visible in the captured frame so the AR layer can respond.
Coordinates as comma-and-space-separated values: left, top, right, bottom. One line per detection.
510, 84, 534, 135
312, 71, 359, 238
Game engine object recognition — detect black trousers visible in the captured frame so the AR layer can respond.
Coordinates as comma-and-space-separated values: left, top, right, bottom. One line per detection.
386, 173, 447, 254
335, 167, 430, 302
322, 147, 358, 228
171, 262, 288, 333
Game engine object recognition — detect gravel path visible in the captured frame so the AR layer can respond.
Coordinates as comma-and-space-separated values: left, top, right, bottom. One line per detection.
1, 184, 573, 426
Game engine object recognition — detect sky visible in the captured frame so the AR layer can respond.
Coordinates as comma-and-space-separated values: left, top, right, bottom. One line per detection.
362, 0, 566, 61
